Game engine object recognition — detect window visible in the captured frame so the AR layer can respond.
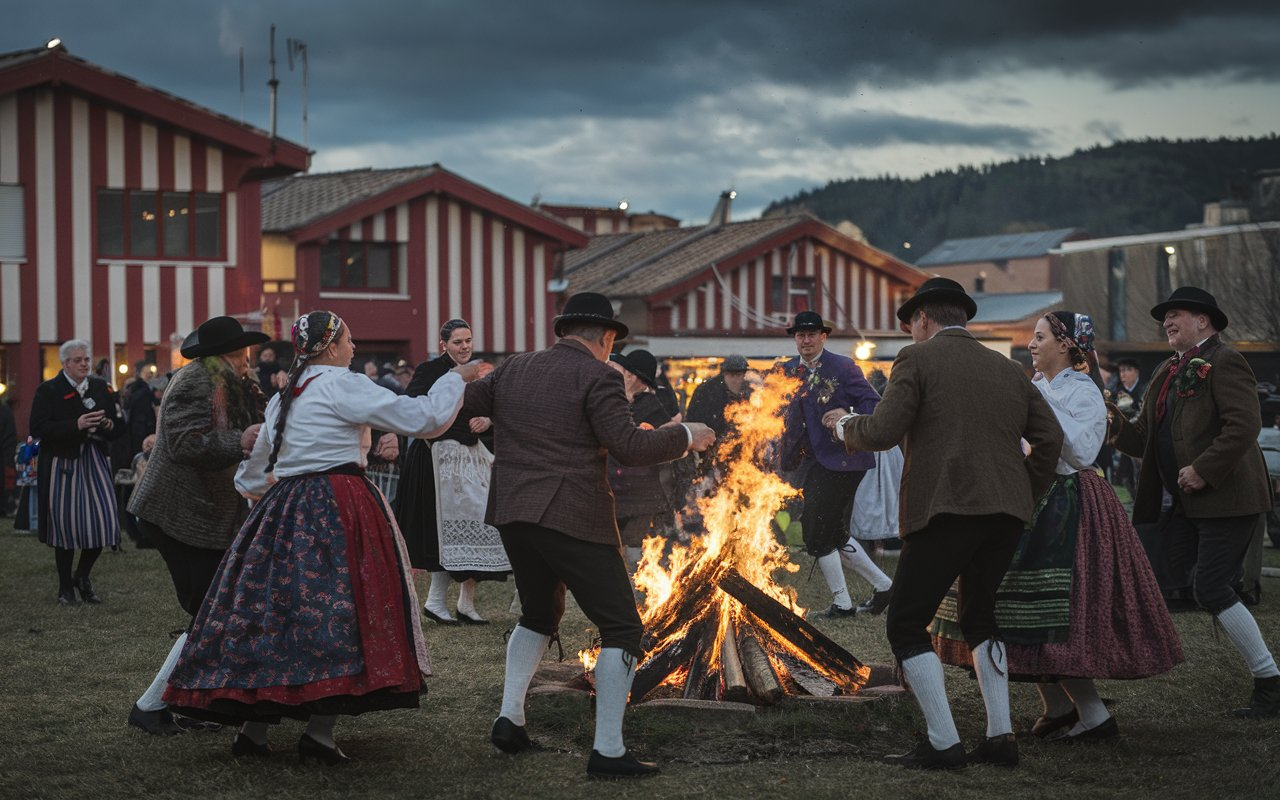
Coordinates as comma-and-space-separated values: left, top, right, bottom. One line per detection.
0, 184, 26, 260
319, 241, 399, 291
771, 275, 815, 313
96, 189, 223, 260
1108, 247, 1127, 340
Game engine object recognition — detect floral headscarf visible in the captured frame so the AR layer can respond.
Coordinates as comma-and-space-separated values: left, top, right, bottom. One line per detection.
291, 311, 342, 361
1045, 311, 1095, 372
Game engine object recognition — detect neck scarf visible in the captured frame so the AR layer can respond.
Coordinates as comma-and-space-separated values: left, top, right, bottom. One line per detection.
1154, 342, 1204, 425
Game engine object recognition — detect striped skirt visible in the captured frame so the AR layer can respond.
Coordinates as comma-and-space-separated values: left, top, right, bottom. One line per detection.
44, 442, 119, 550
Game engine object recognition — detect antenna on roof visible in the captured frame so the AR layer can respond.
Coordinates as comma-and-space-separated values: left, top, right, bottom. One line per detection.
287, 38, 308, 147
267, 24, 279, 139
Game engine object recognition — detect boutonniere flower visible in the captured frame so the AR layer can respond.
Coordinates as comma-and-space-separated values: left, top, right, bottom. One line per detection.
805, 371, 839, 406
1175, 357, 1212, 397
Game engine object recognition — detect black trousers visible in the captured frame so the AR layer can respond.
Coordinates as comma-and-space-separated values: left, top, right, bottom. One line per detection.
499, 522, 644, 658
800, 463, 864, 557
138, 518, 226, 620
1164, 506, 1261, 614
885, 513, 1023, 661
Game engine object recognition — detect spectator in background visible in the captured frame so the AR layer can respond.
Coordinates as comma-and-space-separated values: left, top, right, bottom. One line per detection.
686, 355, 752, 442
0, 397, 15, 516
394, 362, 413, 392
256, 346, 280, 395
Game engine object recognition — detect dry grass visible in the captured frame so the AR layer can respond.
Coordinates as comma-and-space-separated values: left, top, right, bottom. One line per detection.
1, 517, 1279, 800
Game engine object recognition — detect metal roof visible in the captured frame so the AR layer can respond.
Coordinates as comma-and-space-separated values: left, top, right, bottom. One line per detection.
915, 228, 1081, 267
970, 291, 1063, 324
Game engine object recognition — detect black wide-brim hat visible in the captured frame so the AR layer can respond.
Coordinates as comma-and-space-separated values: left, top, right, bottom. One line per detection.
180, 315, 271, 359
785, 310, 832, 335
554, 292, 629, 339
896, 276, 978, 326
1150, 286, 1228, 331
610, 349, 658, 388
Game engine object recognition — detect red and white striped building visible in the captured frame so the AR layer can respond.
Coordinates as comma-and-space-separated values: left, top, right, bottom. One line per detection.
0, 44, 308, 426
259, 166, 588, 364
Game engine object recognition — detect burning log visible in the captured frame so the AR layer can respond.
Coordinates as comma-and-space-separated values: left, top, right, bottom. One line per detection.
640, 560, 724, 651
738, 632, 783, 704
683, 621, 720, 700
719, 618, 749, 703
631, 617, 708, 703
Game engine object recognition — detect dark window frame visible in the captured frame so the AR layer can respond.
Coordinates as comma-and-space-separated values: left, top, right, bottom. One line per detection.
318, 240, 401, 293
96, 188, 224, 261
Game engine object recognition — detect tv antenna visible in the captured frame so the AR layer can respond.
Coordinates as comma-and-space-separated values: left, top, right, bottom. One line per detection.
287, 37, 309, 147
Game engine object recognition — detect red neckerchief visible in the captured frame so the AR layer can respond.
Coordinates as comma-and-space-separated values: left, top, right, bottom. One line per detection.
292, 374, 320, 397
1154, 344, 1200, 424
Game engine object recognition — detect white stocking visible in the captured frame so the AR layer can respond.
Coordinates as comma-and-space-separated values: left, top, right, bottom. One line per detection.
136, 633, 186, 712
838, 537, 892, 592
900, 651, 961, 750
499, 626, 550, 726
592, 648, 636, 758
816, 551, 852, 609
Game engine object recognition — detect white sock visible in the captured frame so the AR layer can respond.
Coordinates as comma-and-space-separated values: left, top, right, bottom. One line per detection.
817, 551, 852, 609
457, 579, 482, 618
424, 571, 454, 620
900, 651, 961, 750
1217, 602, 1280, 678
1036, 682, 1074, 718
838, 538, 892, 592
304, 714, 338, 748
499, 626, 550, 726
592, 647, 636, 758
136, 633, 187, 712
972, 640, 1012, 737
509, 587, 522, 615
1060, 678, 1110, 732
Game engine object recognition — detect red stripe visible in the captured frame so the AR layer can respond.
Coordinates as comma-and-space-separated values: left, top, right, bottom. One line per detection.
17, 92, 41, 391
125, 265, 144, 363
436, 199, 450, 340
53, 92, 75, 342
189, 139, 207, 193
480, 215, 493, 353
502, 224, 515, 353
232, 185, 262, 314
88, 104, 111, 360
523, 234, 535, 349
406, 199, 427, 363
458, 204, 472, 322
159, 267, 176, 357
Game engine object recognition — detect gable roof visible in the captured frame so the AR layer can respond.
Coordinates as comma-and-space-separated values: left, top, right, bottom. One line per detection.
260, 165, 588, 247
0, 44, 308, 177
915, 228, 1083, 267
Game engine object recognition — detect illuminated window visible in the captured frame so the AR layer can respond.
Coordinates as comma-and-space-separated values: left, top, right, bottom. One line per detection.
319, 241, 399, 291
97, 189, 223, 260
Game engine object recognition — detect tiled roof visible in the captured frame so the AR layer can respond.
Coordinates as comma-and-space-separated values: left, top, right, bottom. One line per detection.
970, 291, 1063, 324
261, 166, 439, 232
915, 228, 1082, 267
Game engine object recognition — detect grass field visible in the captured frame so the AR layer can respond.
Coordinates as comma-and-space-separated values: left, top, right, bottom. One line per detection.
2, 515, 1279, 800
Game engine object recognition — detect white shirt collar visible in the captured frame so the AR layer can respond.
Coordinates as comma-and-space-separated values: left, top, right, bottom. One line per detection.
63, 371, 88, 394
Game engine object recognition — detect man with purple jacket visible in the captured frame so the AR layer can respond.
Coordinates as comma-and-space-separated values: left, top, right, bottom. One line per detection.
780, 311, 882, 617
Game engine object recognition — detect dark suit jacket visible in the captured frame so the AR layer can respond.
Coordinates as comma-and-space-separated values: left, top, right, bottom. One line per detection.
29, 373, 125, 539
461, 338, 689, 546
842, 328, 1063, 537
1113, 336, 1272, 523
780, 349, 880, 472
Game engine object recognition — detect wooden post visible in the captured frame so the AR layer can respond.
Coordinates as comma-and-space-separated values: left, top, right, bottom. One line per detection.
720, 617, 749, 703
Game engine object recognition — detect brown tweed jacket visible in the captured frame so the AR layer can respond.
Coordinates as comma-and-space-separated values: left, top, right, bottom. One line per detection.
128, 358, 263, 550
842, 328, 1063, 537
1113, 336, 1272, 523
461, 338, 689, 546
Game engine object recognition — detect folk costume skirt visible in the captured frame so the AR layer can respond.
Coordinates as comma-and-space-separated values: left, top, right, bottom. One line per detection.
164, 468, 432, 723
931, 469, 1183, 680
42, 442, 119, 550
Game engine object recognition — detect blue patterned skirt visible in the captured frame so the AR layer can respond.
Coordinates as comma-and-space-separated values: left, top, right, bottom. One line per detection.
43, 442, 119, 550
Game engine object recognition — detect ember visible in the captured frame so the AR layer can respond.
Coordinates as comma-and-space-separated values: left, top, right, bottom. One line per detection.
582, 370, 871, 704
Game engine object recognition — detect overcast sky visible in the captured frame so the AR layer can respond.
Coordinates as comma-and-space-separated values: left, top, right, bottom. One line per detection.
8, 1, 1280, 225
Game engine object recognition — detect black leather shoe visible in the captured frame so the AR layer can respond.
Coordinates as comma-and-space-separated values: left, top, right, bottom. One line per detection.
587, 749, 660, 779
456, 609, 490, 625
883, 739, 967, 770
231, 733, 271, 758
57, 589, 78, 605
422, 605, 458, 626
173, 714, 223, 733
1051, 716, 1120, 742
490, 716, 534, 754
856, 588, 892, 616
1234, 676, 1280, 718
967, 733, 1018, 766
298, 733, 351, 765
814, 603, 858, 619
127, 704, 183, 736
74, 576, 102, 604
1032, 708, 1079, 738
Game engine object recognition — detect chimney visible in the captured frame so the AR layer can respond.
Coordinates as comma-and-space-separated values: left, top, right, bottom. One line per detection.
708, 190, 736, 227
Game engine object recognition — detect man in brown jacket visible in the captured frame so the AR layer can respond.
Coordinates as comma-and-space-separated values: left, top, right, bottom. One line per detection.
463, 292, 715, 779
1112, 286, 1277, 717
826, 277, 1062, 769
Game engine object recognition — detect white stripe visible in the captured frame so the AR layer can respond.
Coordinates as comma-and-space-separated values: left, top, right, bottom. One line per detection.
447, 202, 461, 317
71, 98, 92, 342
348, 221, 362, 241
175, 266, 193, 337
704, 280, 714, 328
173, 134, 191, 192
879, 276, 889, 330
721, 265, 731, 331
532, 244, 546, 350
105, 110, 124, 186
140, 123, 158, 190
470, 211, 484, 349
754, 257, 765, 330
225, 191, 237, 266
490, 220, 505, 351
206, 266, 225, 317
142, 265, 160, 342
108, 264, 127, 343
671, 301, 681, 330
205, 147, 222, 192
820, 247, 831, 322
835, 254, 846, 329
0, 95, 18, 183
1, 263, 20, 341
425, 197, 440, 354
735, 265, 746, 330
512, 229, 526, 352
371, 211, 386, 241
396, 203, 409, 294
686, 291, 697, 329
863, 268, 873, 328
35, 91, 57, 341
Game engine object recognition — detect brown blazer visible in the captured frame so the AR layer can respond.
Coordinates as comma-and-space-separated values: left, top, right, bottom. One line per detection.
1113, 336, 1272, 523
461, 338, 689, 546
843, 328, 1063, 537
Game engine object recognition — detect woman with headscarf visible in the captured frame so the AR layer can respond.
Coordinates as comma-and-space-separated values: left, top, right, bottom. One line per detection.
931, 311, 1183, 762
163, 311, 490, 763
396, 318, 509, 625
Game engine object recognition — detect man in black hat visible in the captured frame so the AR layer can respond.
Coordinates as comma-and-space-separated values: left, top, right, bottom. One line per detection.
778, 311, 886, 618
1111, 286, 1278, 717
125, 315, 268, 736
463, 292, 716, 778
687, 354, 753, 442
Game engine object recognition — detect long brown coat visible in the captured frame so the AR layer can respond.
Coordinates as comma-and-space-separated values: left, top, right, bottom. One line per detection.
461, 338, 689, 546
1113, 336, 1272, 523
842, 328, 1063, 537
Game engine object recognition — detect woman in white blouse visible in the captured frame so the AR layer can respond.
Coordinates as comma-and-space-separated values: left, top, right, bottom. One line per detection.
163, 311, 489, 764
932, 311, 1182, 753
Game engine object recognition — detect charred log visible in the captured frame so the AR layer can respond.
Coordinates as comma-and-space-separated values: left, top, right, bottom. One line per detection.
631, 617, 707, 703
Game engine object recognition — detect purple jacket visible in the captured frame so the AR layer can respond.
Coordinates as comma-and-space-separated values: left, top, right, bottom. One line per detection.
781, 349, 880, 473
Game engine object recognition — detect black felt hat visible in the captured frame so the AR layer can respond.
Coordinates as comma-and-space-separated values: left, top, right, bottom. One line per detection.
785, 311, 832, 335
610, 349, 658, 388
554, 292, 629, 339
180, 316, 270, 359
1150, 286, 1228, 331
896, 276, 978, 326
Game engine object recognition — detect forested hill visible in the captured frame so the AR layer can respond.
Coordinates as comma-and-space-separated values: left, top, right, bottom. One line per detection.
764, 136, 1280, 261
